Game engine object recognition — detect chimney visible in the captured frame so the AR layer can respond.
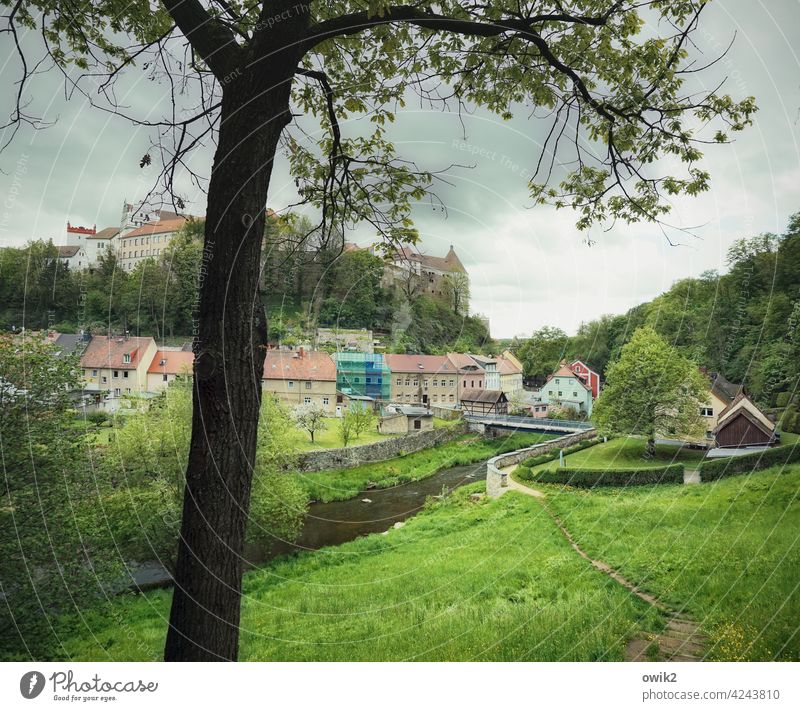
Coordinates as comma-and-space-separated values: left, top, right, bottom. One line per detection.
124, 330, 130, 341
299, 346, 305, 359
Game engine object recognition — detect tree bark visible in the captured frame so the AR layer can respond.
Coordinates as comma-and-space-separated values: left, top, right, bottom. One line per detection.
164, 61, 296, 661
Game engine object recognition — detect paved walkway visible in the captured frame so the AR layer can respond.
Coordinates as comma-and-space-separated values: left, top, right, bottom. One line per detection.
501, 466, 707, 662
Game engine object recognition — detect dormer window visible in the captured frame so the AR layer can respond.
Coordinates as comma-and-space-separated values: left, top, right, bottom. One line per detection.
123, 353, 131, 364
159, 358, 167, 366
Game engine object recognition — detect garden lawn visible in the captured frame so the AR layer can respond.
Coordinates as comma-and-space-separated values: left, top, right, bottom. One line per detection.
525, 435, 706, 474
51, 485, 660, 662
299, 432, 556, 502
544, 464, 800, 660
291, 417, 395, 451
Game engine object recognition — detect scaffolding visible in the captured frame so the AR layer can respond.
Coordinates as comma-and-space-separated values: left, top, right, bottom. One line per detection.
334, 352, 391, 400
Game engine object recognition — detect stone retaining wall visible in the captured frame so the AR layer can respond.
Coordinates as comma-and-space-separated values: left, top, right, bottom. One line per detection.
486, 428, 598, 497
296, 421, 468, 472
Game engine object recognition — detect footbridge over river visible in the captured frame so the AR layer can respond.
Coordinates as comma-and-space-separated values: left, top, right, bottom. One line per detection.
464, 413, 594, 435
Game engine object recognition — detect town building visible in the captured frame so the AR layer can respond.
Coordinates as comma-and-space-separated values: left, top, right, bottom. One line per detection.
385, 354, 460, 407
569, 360, 601, 399
694, 371, 743, 441
378, 405, 434, 434
146, 349, 194, 392
383, 244, 468, 300
56, 244, 88, 270
467, 355, 501, 390
459, 389, 508, 416
497, 354, 524, 396
117, 217, 189, 271
446, 352, 486, 393
80, 334, 158, 411
263, 348, 338, 413
334, 351, 391, 400
713, 393, 776, 448
537, 361, 594, 417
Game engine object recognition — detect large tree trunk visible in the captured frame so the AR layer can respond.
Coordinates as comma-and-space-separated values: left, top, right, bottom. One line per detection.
164, 63, 296, 661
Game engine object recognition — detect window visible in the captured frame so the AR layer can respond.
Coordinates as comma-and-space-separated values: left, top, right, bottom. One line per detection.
114, 388, 121, 396
92, 369, 98, 377
573, 391, 578, 397
413, 380, 418, 386
304, 396, 311, 405
700, 407, 713, 417
287, 380, 294, 388
123, 353, 131, 364
405, 379, 410, 386
432, 379, 438, 387
449, 394, 454, 402
163, 374, 168, 382
123, 371, 129, 379
126, 388, 131, 393
323, 397, 329, 405
449, 379, 455, 387
113, 370, 119, 378
366, 377, 372, 384
102, 376, 107, 384
354, 377, 360, 383
471, 380, 475, 388
706, 430, 713, 439
548, 390, 553, 395
305, 381, 311, 389
558, 391, 562, 396
396, 379, 402, 385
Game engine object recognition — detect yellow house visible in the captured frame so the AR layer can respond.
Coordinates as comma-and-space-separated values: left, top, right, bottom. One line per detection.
80, 335, 158, 411
146, 349, 194, 392
385, 354, 461, 407
262, 348, 337, 413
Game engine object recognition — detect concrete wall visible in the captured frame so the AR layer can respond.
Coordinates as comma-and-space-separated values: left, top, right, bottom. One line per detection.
296, 421, 468, 472
486, 428, 597, 498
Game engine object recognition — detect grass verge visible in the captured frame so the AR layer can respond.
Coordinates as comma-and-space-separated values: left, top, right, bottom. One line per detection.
298, 432, 556, 502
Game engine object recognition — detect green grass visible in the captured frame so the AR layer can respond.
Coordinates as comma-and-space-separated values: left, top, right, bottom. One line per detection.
525, 436, 706, 475
48, 485, 660, 662
299, 432, 556, 502
544, 464, 800, 660
779, 431, 800, 445
291, 417, 396, 451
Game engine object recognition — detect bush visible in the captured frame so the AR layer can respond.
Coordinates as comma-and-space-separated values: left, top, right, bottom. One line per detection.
85, 411, 110, 426
698, 443, 800, 481
528, 463, 685, 487
775, 392, 792, 408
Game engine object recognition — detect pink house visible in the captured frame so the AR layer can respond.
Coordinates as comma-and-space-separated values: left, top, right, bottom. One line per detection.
570, 360, 601, 399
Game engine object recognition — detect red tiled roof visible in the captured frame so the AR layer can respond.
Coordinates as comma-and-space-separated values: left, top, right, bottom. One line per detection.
81, 335, 154, 369
385, 354, 458, 374
123, 218, 187, 239
56, 245, 81, 257
496, 356, 522, 376
148, 350, 194, 375
446, 352, 485, 372
92, 227, 120, 239
263, 350, 336, 381
544, 365, 592, 390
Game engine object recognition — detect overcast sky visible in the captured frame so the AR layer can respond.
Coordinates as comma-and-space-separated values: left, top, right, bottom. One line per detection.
1, 1, 798, 338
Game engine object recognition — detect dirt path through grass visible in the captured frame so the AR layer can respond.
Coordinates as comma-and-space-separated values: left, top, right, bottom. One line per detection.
502, 464, 707, 662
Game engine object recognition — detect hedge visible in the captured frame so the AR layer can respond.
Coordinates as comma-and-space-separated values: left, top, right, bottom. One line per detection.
527, 463, 685, 488
698, 443, 800, 481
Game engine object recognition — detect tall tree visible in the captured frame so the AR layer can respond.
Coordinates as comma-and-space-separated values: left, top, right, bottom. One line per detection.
593, 326, 708, 456
3, 1, 755, 660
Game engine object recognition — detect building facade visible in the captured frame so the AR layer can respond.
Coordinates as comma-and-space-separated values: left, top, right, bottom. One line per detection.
569, 360, 601, 399
537, 362, 594, 417
117, 217, 188, 271
385, 354, 460, 406
334, 352, 391, 400
263, 348, 338, 413
146, 349, 194, 392
80, 335, 158, 411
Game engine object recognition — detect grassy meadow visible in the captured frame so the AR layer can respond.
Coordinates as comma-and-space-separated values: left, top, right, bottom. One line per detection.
47, 484, 661, 662
544, 464, 800, 660
523, 435, 706, 474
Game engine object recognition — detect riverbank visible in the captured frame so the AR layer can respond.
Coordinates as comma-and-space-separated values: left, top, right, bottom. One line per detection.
298, 431, 556, 502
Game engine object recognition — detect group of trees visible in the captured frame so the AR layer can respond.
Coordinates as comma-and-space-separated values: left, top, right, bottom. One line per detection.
0, 220, 204, 339
512, 211, 800, 409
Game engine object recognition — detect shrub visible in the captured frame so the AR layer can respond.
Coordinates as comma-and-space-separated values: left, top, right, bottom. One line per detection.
775, 392, 792, 408
530, 463, 685, 487
85, 411, 109, 426
699, 443, 800, 481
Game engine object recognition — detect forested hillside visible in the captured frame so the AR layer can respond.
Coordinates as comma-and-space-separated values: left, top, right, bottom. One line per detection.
513, 210, 800, 409
0, 214, 492, 353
